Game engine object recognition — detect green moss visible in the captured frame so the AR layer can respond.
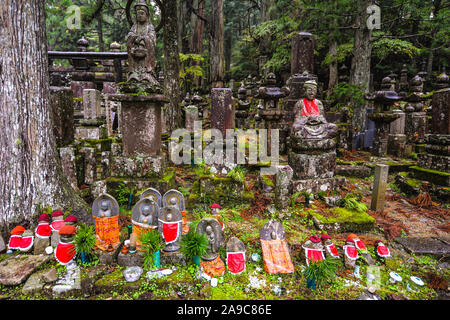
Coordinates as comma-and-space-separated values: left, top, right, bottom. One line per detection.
410, 166, 450, 177
242, 190, 255, 200
310, 207, 375, 224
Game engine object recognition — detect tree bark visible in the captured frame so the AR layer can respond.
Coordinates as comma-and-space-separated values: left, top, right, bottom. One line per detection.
0, 0, 89, 233
210, 0, 224, 88
163, 0, 182, 131
327, 36, 338, 98
350, 0, 373, 136
190, 0, 205, 87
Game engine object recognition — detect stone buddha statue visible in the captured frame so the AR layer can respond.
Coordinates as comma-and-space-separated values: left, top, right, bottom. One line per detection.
196, 218, 224, 261
122, 0, 161, 93
138, 203, 153, 225
292, 80, 338, 140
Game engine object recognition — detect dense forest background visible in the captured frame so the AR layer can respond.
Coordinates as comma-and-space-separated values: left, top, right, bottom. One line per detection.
47, 0, 449, 102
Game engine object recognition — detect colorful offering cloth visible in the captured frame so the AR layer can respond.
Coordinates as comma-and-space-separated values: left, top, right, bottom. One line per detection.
376, 244, 390, 257
132, 220, 157, 251
344, 245, 358, 260
301, 98, 320, 117
260, 239, 295, 274
93, 215, 120, 250
227, 251, 246, 274
55, 242, 76, 265
201, 255, 226, 277
325, 243, 340, 258
18, 235, 34, 252
50, 220, 65, 232
159, 219, 181, 244
304, 248, 325, 265
35, 224, 52, 238
8, 235, 22, 250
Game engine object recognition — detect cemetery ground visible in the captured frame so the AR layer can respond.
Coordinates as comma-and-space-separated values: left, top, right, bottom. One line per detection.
0, 151, 448, 301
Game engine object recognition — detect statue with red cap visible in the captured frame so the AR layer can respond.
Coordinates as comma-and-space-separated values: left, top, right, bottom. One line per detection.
302, 235, 325, 265
320, 234, 340, 259
55, 225, 77, 265
210, 203, 225, 230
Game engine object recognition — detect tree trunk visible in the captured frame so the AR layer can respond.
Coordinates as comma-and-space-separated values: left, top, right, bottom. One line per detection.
0, 0, 89, 233
210, 0, 224, 88
327, 36, 338, 98
163, 0, 182, 131
97, 14, 104, 51
350, 0, 373, 136
190, 0, 205, 88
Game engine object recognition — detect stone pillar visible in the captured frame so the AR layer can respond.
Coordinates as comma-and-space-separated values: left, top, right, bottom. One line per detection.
210, 88, 234, 137
275, 165, 293, 209
50, 87, 74, 147
79, 147, 96, 185
59, 147, 79, 191
83, 89, 102, 120
290, 32, 315, 75
370, 164, 389, 212
388, 109, 406, 157
431, 87, 450, 135
185, 105, 199, 132
111, 94, 166, 157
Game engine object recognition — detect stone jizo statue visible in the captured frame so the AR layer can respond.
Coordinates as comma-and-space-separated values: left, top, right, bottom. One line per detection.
196, 218, 225, 261
292, 80, 338, 140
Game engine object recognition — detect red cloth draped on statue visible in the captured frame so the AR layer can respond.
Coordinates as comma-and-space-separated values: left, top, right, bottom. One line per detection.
227, 252, 246, 274
301, 98, 320, 117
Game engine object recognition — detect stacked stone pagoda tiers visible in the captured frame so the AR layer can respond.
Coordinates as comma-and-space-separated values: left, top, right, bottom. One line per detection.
366, 76, 402, 157
411, 69, 450, 187
235, 83, 251, 128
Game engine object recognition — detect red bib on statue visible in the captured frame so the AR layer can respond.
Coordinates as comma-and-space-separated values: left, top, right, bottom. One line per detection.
305, 248, 325, 265
51, 220, 65, 232
19, 236, 34, 252
344, 245, 358, 260
36, 224, 52, 238
326, 243, 340, 258
227, 252, 246, 274
8, 235, 22, 250
355, 239, 367, 251
301, 98, 320, 117
377, 245, 390, 257
55, 242, 76, 265
161, 221, 180, 244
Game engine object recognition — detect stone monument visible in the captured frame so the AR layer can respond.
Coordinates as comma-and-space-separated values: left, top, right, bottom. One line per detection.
132, 198, 159, 251
226, 237, 246, 274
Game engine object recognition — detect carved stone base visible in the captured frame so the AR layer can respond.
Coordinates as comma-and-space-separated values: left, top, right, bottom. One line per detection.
292, 177, 347, 194
289, 150, 336, 179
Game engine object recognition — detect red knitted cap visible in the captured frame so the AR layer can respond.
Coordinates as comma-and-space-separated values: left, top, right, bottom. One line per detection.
38, 213, 50, 222
11, 226, 26, 235
210, 203, 222, 209
52, 210, 64, 217
309, 236, 321, 243
321, 234, 331, 241
64, 215, 78, 223
59, 225, 76, 235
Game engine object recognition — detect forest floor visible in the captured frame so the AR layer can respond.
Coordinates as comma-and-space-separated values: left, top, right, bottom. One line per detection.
0, 152, 449, 301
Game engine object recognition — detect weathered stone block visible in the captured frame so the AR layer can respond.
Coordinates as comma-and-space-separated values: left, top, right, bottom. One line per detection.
370, 164, 389, 212
50, 87, 74, 147
75, 126, 106, 140
292, 177, 346, 194
210, 88, 234, 137
289, 150, 336, 179
83, 89, 102, 120
110, 154, 165, 178
0, 255, 51, 286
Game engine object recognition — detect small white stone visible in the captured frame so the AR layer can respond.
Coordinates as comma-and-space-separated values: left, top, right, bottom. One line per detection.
45, 246, 53, 255
211, 278, 218, 287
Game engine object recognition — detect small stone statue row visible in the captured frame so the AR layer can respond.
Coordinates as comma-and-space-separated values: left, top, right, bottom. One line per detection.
302, 233, 390, 269
7, 211, 78, 256
91, 188, 186, 252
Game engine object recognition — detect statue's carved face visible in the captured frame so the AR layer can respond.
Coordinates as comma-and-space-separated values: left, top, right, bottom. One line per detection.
100, 200, 110, 211
136, 7, 148, 23
305, 86, 316, 101
141, 204, 151, 216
